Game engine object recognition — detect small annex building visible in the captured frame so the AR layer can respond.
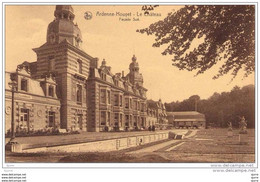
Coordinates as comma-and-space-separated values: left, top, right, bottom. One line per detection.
166, 111, 206, 128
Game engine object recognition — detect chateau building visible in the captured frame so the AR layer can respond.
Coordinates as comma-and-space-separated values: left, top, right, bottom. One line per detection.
5, 5, 149, 133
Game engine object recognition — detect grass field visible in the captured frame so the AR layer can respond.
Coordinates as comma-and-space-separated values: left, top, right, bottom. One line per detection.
150, 128, 255, 163
5, 128, 255, 163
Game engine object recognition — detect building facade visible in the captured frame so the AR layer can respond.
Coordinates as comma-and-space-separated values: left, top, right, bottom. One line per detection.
5, 5, 150, 133
87, 56, 148, 132
5, 67, 60, 134
147, 99, 168, 129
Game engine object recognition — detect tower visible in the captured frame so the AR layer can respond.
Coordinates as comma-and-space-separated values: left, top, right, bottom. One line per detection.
128, 55, 144, 87
33, 5, 97, 131
47, 5, 82, 48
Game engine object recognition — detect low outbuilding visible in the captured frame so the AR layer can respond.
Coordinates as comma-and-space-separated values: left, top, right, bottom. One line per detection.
166, 111, 206, 128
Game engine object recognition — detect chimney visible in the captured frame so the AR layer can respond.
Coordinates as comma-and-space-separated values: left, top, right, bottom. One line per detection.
122, 71, 124, 77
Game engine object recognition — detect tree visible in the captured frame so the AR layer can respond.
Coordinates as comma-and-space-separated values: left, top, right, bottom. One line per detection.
189, 95, 200, 111
137, 5, 255, 79
165, 85, 255, 128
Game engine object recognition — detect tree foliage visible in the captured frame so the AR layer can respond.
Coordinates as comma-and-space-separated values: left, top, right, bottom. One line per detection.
165, 85, 255, 128
137, 5, 255, 79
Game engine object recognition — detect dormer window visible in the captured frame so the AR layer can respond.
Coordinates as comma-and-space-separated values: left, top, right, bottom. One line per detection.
48, 85, 54, 97
101, 73, 106, 81
21, 79, 28, 92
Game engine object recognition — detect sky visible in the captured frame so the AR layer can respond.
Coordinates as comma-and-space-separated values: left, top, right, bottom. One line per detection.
5, 5, 255, 103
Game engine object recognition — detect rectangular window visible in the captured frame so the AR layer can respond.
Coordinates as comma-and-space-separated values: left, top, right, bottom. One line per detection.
114, 113, 119, 126
100, 89, 106, 104
107, 90, 111, 104
100, 111, 106, 125
21, 79, 28, 92
141, 117, 145, 127
120, 95, 123, 107
120, 114, 123, 127
134, 116, 137, 125
133, 101, 137, 110
48, 86, 54, 97
20, 108, 29, 122
114, 113, 118, 121
114, 94, 118, 106
130, 99, 132, 109
49, 111, 55, 127
20, 108, 29, 131
77, 59, 82, 74
125, 98, 129, 108
125, 115, 129, 122
107, 112, 110, 124
130, 115, 132, 125
76, 84, 82, 103
125, 115, 129, 127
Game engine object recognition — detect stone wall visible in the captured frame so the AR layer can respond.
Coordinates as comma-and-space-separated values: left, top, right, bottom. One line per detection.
22, 131, 169, 153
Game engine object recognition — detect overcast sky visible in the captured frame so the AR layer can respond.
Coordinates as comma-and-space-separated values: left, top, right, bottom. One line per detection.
5, 5, 255, 102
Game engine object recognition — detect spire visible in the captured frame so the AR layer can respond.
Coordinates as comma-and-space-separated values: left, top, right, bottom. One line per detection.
132, 54, 137, 62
